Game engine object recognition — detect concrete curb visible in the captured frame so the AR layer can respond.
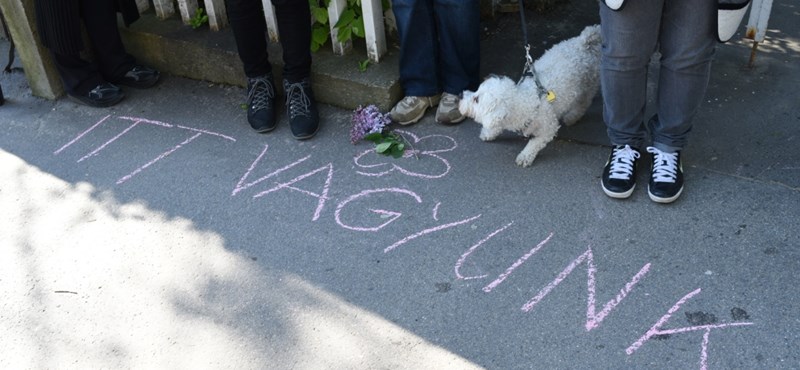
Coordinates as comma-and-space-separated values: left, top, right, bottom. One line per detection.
119, 13, 402, 111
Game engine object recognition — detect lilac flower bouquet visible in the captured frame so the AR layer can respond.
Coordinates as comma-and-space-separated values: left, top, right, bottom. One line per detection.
350, 105, 407, 158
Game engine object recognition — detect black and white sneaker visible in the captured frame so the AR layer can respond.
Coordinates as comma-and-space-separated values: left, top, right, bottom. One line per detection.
68, 82, 125, 108
601, 145, 641, 199
246, 74, 277, 133
647, 147, 684, 204
283, 78, 319, 140
115, 65, 160, 89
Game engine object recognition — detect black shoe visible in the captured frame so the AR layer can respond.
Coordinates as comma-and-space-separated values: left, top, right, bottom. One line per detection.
246, 74, 277, 133
68, 83, 125, 107
115, 65, 160, 88
601, 145, 641, 199
283, 78, 319, 140
647, 147, 684, 203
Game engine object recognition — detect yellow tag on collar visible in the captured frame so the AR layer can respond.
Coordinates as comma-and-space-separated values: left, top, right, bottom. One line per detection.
546, 91, 556, 102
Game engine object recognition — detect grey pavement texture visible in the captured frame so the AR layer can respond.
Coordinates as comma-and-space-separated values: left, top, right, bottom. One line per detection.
1, 1, 799, 369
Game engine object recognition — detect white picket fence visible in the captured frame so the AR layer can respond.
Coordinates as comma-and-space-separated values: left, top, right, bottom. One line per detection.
137, 0, 387, 62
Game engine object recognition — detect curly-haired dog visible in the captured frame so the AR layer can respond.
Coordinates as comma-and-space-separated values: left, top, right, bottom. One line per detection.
459, 25, 602, 167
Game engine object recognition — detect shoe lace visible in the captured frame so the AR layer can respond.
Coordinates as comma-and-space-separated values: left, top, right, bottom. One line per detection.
247, 76, 274, 112
398, 95, 422, 109
608, 145, 640, 180
647, 147, 679, 183
285, 81, 311, 118
441, 93, 458, 106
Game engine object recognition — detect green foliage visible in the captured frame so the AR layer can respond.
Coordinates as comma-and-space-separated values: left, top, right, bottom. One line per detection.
189, 7, 209, 29
358, 59, 370, 72
363, 132, 406, 158
309, 0, 388, 52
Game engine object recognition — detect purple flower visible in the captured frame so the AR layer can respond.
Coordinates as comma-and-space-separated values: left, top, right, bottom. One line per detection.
351, 105, 391, 144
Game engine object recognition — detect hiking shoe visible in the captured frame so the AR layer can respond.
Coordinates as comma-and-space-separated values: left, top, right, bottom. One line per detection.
647, 147, 684, 203
435, 92, 466, 125
601, 145, 641, 199
115, 65, 160, 89
389, 95, 440, 125
68, 83, 125, 107
247, 74, 278, 133
283, 78, 319, 140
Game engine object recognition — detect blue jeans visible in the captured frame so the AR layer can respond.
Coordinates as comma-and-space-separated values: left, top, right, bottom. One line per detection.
392, 0, 480, 96
600, 0, 716, 152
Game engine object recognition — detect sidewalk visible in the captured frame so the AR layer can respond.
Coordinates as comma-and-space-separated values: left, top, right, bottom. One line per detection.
1, 1, 798, 369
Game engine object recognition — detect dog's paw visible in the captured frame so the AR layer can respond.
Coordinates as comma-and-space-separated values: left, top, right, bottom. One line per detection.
515, 152, 536, 167
479, 127, 499, 141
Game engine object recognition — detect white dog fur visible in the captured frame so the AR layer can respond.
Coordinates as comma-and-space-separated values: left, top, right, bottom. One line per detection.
459, 25, 602, 167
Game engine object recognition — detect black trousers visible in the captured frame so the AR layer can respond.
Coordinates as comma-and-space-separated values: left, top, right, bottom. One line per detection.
36, 0, 135, 94
226, 0, 312, 82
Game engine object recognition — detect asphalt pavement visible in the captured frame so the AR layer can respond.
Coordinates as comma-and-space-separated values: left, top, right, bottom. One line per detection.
1, 1, 798, 369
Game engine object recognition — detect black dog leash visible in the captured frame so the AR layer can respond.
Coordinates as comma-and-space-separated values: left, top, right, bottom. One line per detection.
517, 1, 555, 102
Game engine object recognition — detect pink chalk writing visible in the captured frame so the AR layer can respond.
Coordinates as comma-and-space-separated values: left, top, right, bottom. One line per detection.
354, 130, 457, 179
334, 188, 423, 231
700, 329, 711, 370
626, 288, 754, 358
432, 202, 441, 221
520, 246, 650, 332
251, 163, 334, 221
384, 214, 482, 253
482, 232, 554, 292
54, 114, 112, 155
53, 115, 756, 367
78, 120, 141, 162
54, 115, 236, 185
175, 124, 236, 142
454, 222, 515, 280
232, 144, 312, 196
116, 132, 202, 184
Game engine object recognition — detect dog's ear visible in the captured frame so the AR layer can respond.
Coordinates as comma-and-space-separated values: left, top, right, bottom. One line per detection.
484, 74, 501, 81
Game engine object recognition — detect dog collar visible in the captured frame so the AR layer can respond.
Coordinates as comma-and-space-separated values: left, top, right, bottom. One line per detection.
521, 67, 556, 103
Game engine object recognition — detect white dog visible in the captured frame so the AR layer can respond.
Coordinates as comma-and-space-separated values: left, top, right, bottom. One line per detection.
459, 25, 602, 167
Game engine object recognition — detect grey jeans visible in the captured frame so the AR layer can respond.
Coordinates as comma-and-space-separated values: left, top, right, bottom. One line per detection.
599, 0, 717, 152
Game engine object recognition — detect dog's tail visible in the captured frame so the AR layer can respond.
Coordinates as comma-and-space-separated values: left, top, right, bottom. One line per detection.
580, 24, 603, 49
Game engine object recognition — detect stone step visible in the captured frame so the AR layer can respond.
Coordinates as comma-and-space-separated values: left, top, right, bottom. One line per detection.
119, 13, 402, 111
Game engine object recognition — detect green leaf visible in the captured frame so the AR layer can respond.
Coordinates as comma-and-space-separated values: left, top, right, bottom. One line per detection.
375, 142, 392, 153
334, 9, 356, 29
358, 59, 370, 72
363, 132, 383, 142
390, 145, 404, 158
312, 27, 329, 44
311, 7, 329, 24
337, 26, 353, 43
352, 18, 365, 38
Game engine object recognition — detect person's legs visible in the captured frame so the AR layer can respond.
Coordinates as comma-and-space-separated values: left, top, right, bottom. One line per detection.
645, 0, 716, 203
433, 0, 480, 95
432, 0, 479, 124
79, 0, 134, 80
273, 0, 311, 82
227, 0, 278, 132
52, 51, 125, 107
273, 0, 318, 139
79, 0, 158, 88
393, 0, 439, 97
50, 51, 103, 95
227, 0, 272, 78
599, 0, 663, 149
599, 1, 662, 199
649, 0, 716, 153
389, 0, 441, 125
